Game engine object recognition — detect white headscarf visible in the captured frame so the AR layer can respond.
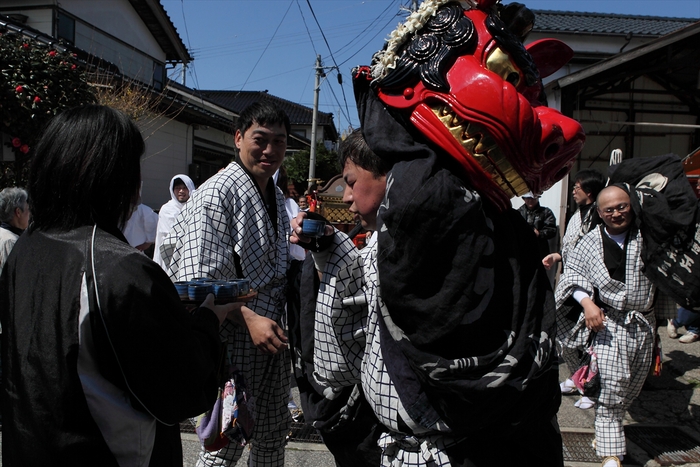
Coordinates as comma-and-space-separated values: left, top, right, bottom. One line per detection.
153, 174, 196, 269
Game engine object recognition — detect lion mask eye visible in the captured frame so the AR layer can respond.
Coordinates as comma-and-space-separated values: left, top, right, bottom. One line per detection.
485, 47, 522, 88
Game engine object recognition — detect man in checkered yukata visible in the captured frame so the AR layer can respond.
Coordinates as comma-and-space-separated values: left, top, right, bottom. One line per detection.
162, 101, 292, 466
293, 0, 587, 465
556, 185, 656, 467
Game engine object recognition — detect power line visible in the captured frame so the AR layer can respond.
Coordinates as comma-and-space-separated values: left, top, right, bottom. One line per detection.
333, 0, 399, 58
189, 21, 377, 61
336, 11, 399, 68
305, 0, 352, 131
322, 73, 354, 129
179, 0, 199, 88
208, 62, 315, 91
236, 0, 295, 93
296, 0, 318, 56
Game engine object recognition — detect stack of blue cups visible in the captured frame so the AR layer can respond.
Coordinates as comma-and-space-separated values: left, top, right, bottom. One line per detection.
232, 279, 250, 296
213, 282, 234, 301
188, 282, 213, 301
174, 281, 190, 300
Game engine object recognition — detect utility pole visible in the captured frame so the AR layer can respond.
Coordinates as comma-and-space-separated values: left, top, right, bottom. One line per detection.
308, 54, 322, 189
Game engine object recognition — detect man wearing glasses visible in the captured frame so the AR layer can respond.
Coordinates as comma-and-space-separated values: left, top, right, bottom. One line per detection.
555, 185, 657, 467
545, 169, 605, 406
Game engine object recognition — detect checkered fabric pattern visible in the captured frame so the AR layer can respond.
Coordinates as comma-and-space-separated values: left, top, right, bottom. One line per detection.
593, 311, 655, 457
163, 163, 290, 309
163, 163, 292, 466
377, 432, 464, 467
312, 232, 457, 466
556, 227, 656, 316
196, 334, 291, 467
557, 209, 589, 374
312, 233, 370, 387
556, 227, 656, 457
560, 208, 585, 265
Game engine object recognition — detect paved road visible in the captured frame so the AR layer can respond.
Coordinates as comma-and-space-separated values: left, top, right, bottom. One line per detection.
180, 328, 700, 467
3, 325, 700, 466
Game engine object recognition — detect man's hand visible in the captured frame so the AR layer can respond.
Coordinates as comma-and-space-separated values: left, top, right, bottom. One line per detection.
243, 312, 289, 354
533, 228, 540, 237
201, 293, 243, 325
542, 253, 561, 270
290, 212, 312, 245
581, 297, 605, 332
225, 303, 288, 354
290, 212, 333, 246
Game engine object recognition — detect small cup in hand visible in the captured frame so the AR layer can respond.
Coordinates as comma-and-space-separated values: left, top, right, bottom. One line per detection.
301, 219, 326, 238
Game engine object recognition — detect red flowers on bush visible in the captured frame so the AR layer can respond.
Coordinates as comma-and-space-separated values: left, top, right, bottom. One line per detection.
19, 145, 29, 154
15, 85, 24, 93
33, 96, 41, 103
11, 138, 21, 148
48, 50, 56, 57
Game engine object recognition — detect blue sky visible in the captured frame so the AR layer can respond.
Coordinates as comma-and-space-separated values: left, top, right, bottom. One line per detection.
160, 0, 700, 132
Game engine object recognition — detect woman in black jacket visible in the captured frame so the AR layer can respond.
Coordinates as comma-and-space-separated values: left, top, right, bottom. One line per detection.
0, 105, 238, 466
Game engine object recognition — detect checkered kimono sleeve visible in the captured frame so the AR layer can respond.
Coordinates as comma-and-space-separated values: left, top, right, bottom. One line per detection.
162, 165, 290, 305
166, 192, 237, 281
556, 228, 655, 314
561, 210, 582, 265
312, 231, 372, 388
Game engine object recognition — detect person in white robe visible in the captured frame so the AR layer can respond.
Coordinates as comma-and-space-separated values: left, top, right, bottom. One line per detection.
153, 174, 195, 269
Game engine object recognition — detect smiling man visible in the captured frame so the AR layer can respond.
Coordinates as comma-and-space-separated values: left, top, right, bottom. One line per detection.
556, 185, 657, 467
163, 101, 293, 467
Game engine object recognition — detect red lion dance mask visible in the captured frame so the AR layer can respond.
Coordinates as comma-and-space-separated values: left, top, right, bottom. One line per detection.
354, 0, 585, 210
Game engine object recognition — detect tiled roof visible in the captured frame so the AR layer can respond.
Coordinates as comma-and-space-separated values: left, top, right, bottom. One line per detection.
532, 10, 698, 36
198, 90, 335, 128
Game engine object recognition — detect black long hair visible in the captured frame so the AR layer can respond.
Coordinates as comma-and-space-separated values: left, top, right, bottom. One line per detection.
574, 168, 606, 200
28, 105, 144, 231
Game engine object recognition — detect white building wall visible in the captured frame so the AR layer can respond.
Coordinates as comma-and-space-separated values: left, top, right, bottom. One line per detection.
0, 0, 165, 85
138, 117, 235, 210
139, 116, 192, 210
75, 22, 156, 84
0, 5, 53, 34
59, 0, 165, 61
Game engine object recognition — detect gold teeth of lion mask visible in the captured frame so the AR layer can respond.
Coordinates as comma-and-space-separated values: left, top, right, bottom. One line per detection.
359, 0, 585, 210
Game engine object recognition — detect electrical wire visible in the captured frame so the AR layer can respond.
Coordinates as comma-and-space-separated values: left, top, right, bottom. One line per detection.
213, 63, 314, 91
297, 66, 314, 107
336, 10, 400, 67
334, 0, 399, 60
296, 0, 318, 57
323, 77, 354, 129
304, 0, 353, 130
180, 0, 200, 88
189, 23, 369, 61
236, 0, 295, 93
